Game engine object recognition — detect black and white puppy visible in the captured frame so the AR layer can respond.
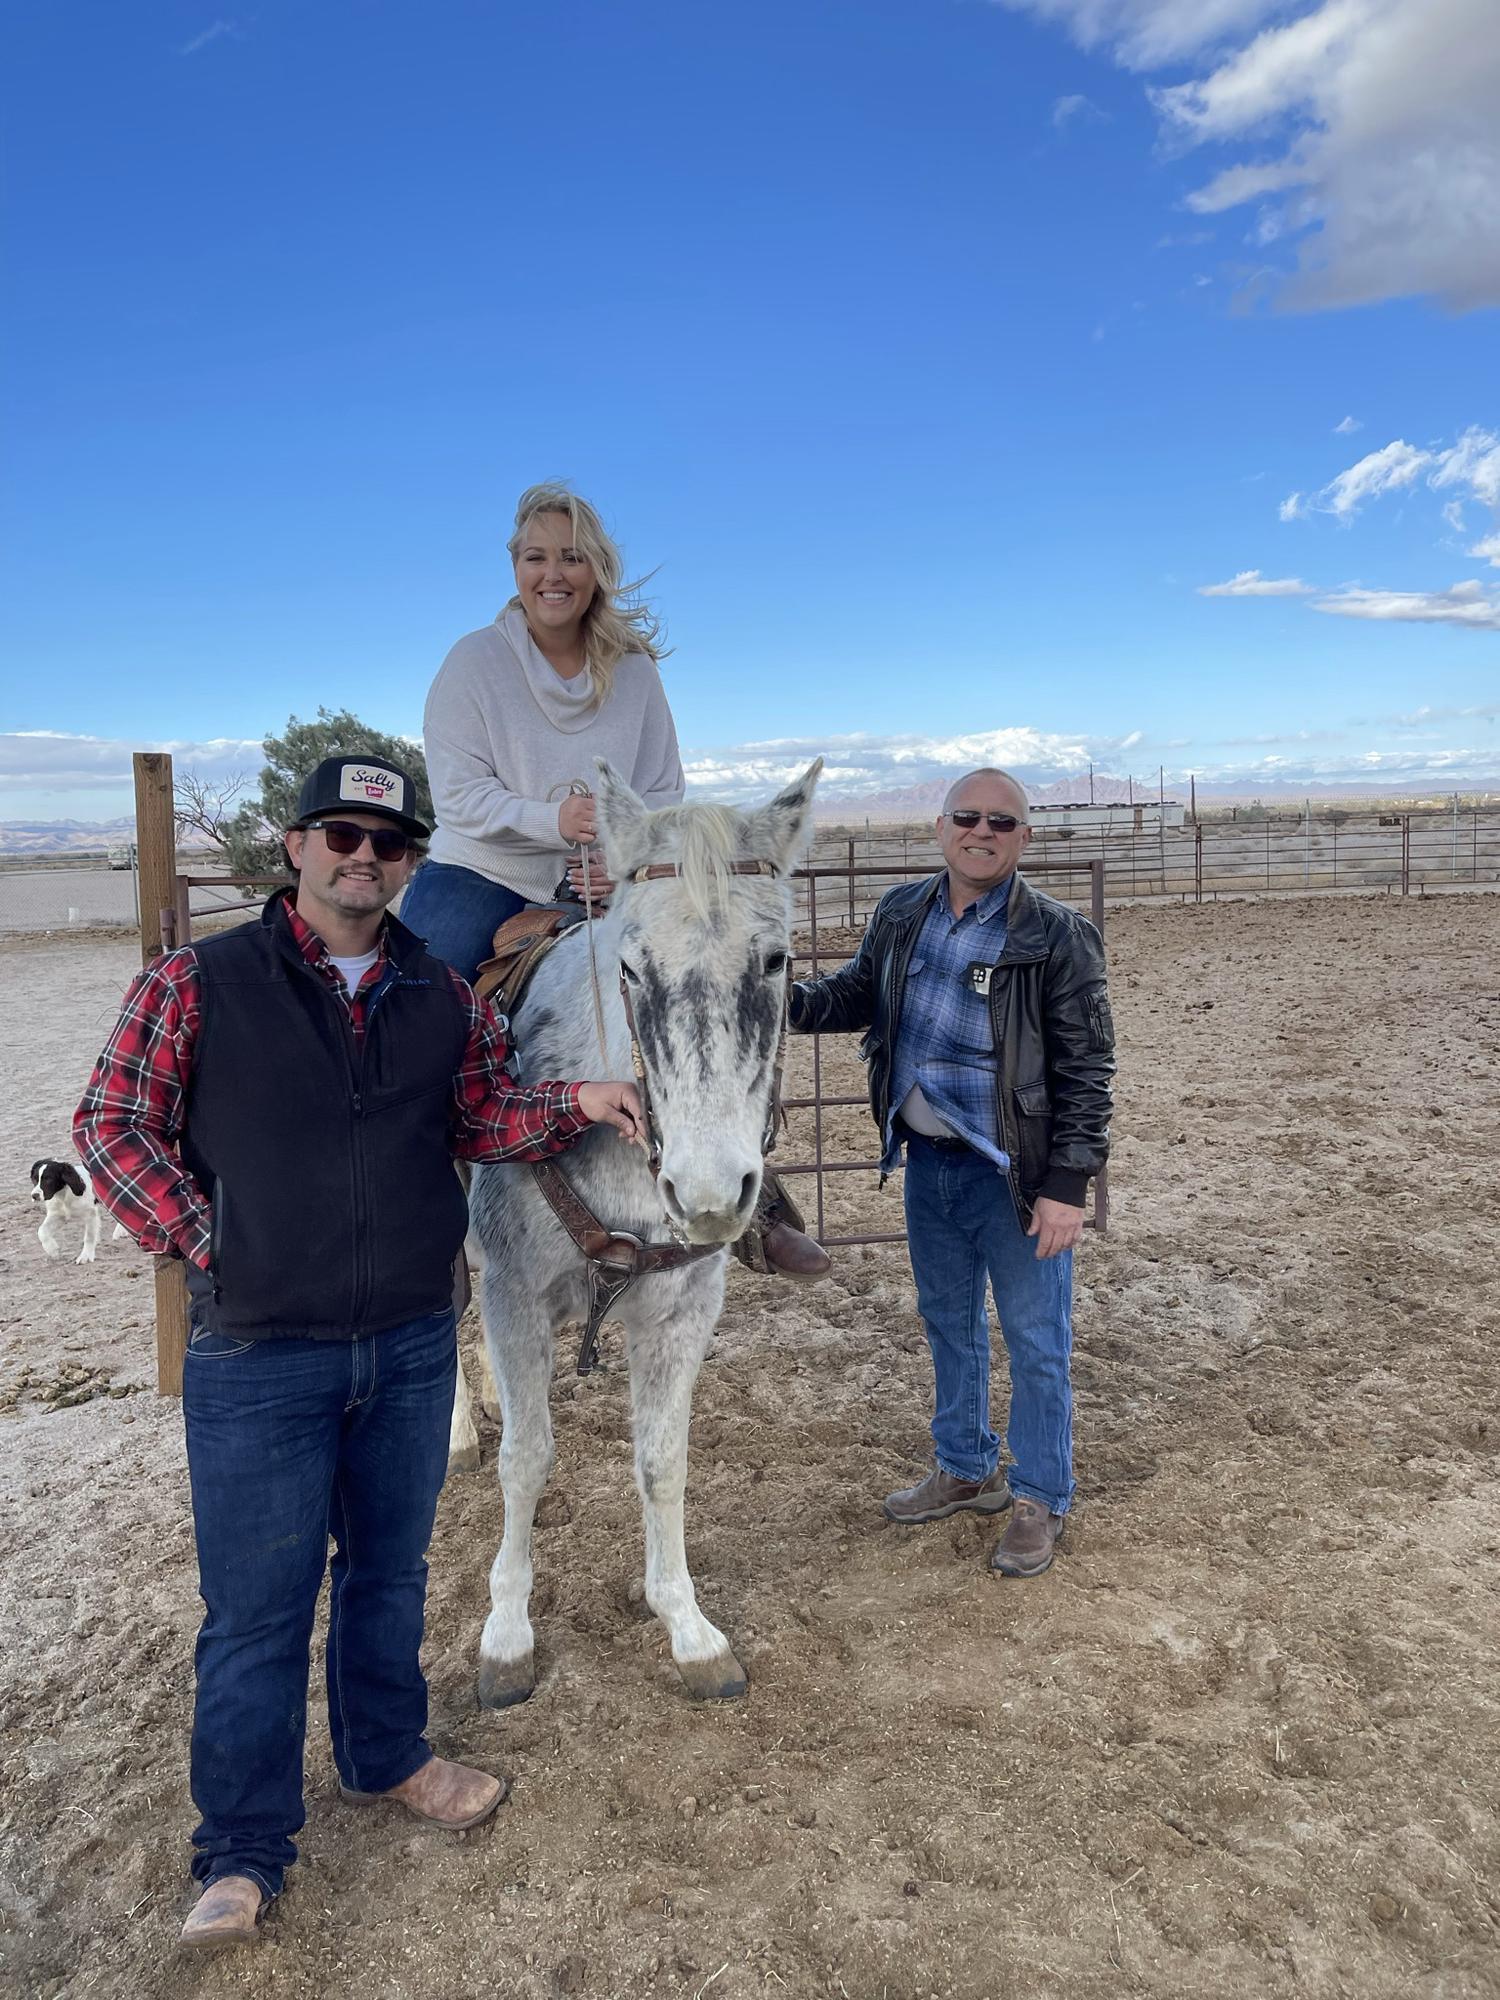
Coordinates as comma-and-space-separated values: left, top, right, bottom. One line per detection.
29, 1159, 127, 1264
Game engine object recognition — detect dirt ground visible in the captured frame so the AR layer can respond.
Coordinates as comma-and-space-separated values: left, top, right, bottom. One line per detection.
2, 894, 1497, 2000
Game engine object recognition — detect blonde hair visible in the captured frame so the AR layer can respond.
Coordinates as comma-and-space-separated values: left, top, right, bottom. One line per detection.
505, 482, 666, 708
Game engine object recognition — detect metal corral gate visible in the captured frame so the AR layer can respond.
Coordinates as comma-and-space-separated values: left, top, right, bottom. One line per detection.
129, 754, 1109, 1390
159, 859, 1113, 1257
777, 859, 1109, 1247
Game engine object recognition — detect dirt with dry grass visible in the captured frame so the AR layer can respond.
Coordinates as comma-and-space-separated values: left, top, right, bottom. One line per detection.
1, 895, 1497, 2000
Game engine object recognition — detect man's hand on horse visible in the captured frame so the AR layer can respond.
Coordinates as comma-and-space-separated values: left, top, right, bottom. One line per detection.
1027, 1196, 1085, 1260
577, 1080, 647, 1145
565, 856, 616, 906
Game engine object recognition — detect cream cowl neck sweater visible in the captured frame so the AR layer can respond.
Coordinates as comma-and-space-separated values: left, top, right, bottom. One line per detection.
423, 604, 685, 901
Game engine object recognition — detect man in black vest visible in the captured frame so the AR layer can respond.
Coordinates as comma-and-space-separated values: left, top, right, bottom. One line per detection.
75, 756, 644, 1950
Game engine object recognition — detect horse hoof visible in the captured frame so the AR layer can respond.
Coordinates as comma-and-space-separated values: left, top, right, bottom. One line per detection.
677, 1651, 748, 1702
446, 1444, 480, 1480
477, 1654, 535, 1710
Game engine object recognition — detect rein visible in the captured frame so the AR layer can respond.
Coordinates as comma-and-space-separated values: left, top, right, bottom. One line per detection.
534, 850, 789, 1375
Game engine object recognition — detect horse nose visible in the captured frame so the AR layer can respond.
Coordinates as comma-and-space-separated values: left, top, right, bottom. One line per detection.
659, 1161, 761, 1243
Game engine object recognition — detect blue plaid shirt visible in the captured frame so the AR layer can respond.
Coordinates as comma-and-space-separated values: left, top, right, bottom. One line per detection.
883, 876, 1012, 1174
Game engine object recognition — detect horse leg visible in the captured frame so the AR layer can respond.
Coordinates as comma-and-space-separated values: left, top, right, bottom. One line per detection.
627, 1317, 747, 1702
476, 1305, 554, 1710
477, 1340, 501, 1422
447, 1350, 480, 1479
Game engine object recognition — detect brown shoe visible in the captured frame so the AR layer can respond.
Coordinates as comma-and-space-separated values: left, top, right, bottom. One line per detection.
178, 1874, 264, 1951
340, 1755, 509, 1831
884, 1464, 1012, 1524
761, 1217, 832, 1279
989, 1496, 1065, 1576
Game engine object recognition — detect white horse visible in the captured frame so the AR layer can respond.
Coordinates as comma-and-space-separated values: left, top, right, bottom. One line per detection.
465, 756, 820, 1708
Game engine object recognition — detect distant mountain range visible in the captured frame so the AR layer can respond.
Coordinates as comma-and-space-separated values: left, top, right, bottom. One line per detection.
0, 816, 139, 857
812, 774, 1497, 823
0, 818, 217, 858
811, 774, 1154, 822
5, 769, 1495, 855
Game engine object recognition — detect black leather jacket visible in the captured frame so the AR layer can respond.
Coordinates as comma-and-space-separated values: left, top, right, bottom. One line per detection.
789, 871, 1115, 1216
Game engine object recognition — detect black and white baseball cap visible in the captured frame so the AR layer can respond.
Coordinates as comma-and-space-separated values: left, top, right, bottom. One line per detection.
291, 755, 431, 838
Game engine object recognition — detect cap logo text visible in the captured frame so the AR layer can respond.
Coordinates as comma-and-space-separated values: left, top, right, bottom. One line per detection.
339, 764, 403, 809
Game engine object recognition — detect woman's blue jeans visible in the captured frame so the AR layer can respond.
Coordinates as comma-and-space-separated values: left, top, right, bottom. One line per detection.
182, 1309, 458, 1899
399, 861, 530, 983
902, 1135, 1075, 1514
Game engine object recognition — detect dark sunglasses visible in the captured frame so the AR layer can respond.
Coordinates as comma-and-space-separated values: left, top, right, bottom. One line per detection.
947, 809, 1025, 833
302, 819, 413, 861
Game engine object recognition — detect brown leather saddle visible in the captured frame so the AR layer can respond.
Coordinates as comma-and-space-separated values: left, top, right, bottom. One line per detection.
472, 904, 583, 1018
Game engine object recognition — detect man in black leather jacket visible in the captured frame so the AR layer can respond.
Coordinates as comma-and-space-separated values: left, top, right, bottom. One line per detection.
790, 768, 1115, 1577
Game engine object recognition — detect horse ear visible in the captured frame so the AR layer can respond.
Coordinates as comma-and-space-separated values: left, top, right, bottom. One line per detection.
593, 759, 650, 878
743, 757, 822, 873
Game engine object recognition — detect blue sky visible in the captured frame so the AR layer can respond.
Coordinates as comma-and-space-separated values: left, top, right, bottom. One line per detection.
3, 0, 1498, 820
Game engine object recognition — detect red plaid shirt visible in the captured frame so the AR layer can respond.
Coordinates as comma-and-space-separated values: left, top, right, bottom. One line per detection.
74, 901, 589, 1270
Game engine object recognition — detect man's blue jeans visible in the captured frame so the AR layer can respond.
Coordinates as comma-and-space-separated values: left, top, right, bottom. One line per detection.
399, 861, 529, 982
181, 1308, 458, 1900
902, 1136, 1075, 1514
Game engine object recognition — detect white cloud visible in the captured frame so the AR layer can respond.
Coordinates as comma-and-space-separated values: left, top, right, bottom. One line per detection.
1198, 570, 1315, 596
1287, 424, 1500, 552
1151, 0, 1362, 141
1051, 92, 1106, 128
1333, 415, 1361, 434
8, 722, 1498, 823
992, 0, 1500, 310
1281, 436, 1433, 521
0, 731, 265, 791
1182, 159, 1309, 215
1321, 439, 1432, 518
1429, 426, 1500, 511
180, 19, 244, 55
993, 1, 1283, 69
1205, 745, 1500, 784
1312, 580, 1500, 629
681, 725, 1132, 803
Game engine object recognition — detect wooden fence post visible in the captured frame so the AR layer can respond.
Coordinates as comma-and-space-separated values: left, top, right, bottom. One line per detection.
132, 752, 189, 1397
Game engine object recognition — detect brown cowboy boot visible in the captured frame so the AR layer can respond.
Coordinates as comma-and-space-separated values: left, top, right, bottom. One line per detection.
340, 1754, 508, 1831
732, 1170, 831, 1280
178, 1873, 264, 1951
884, 1464, 1012, 1524
989, 1496, 1065, 1576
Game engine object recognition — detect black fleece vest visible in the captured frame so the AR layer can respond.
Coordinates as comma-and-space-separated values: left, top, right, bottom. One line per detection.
181, 900, 469, 1339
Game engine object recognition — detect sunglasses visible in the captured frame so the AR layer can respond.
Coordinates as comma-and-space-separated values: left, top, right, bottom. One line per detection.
301, 819, 414, 861
946, 810, 1025, 833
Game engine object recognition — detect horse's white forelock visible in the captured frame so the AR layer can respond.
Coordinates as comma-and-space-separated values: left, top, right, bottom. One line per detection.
639, 804, 743, 924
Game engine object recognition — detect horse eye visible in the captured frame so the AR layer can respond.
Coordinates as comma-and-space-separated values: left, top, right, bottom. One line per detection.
619, 958, 641, 985
763, 950, 788, 977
